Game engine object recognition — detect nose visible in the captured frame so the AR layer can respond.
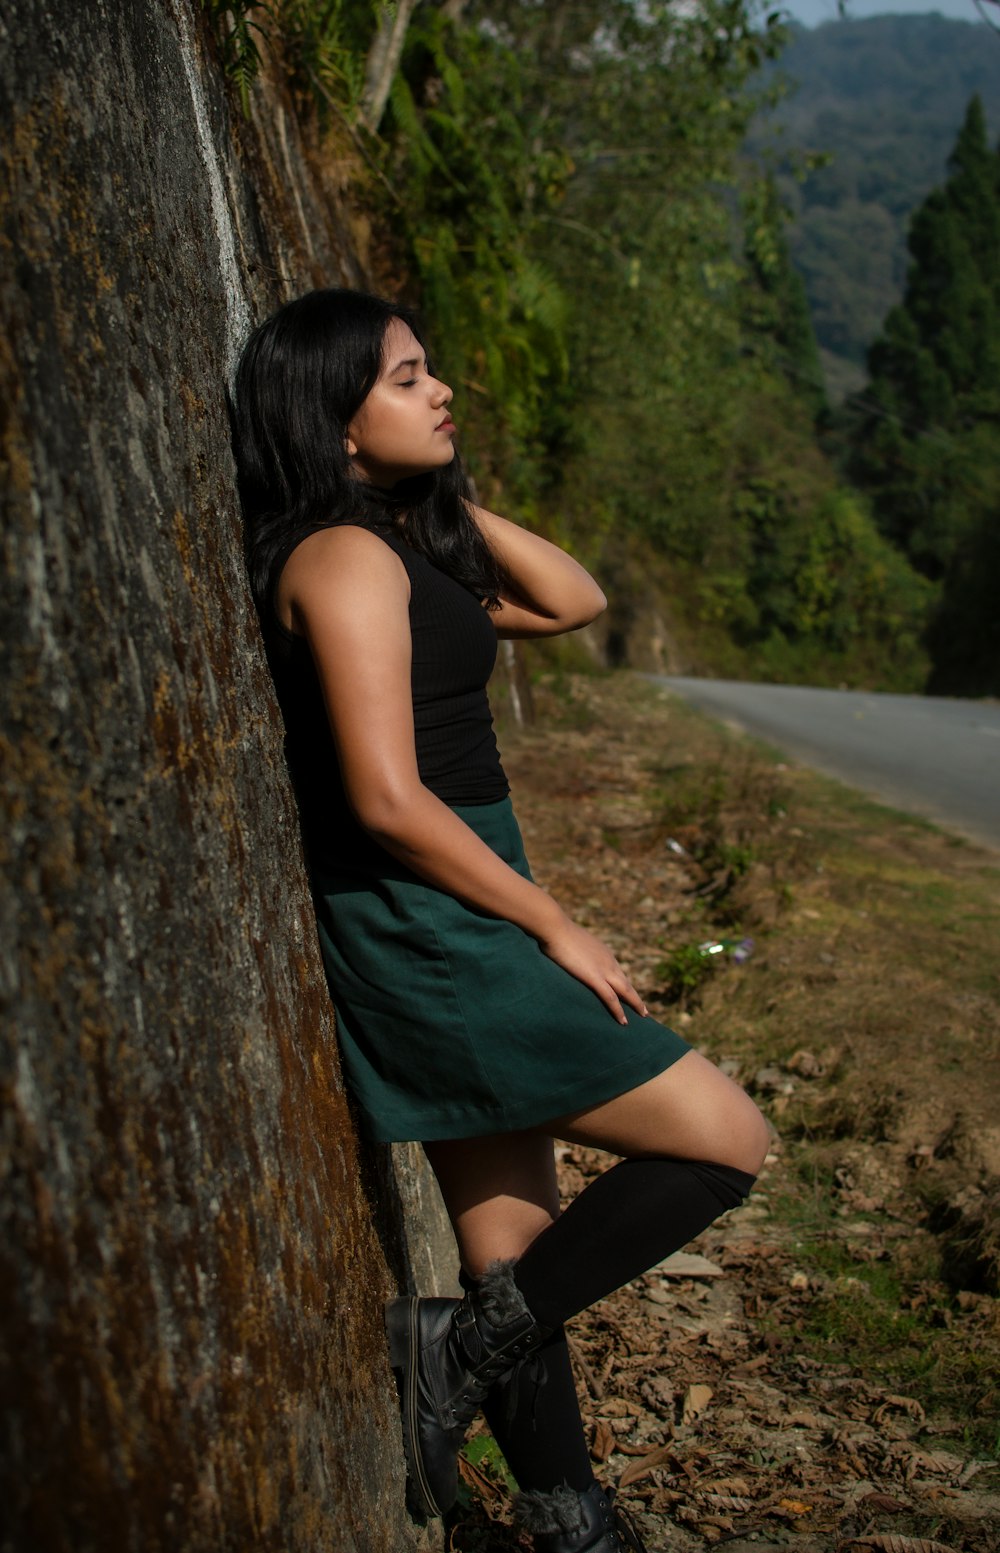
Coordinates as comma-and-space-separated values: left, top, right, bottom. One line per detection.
432, 376, 452, 405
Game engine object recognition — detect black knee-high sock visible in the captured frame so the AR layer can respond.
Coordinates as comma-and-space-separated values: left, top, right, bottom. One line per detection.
473, 1158, 754, 1496
458, 1267, 593, 1492
513, 1157, 755, 1334
480, 1327, 594, 1494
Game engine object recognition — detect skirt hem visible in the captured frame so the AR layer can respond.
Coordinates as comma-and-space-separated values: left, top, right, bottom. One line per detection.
360, 1037, 690, 1144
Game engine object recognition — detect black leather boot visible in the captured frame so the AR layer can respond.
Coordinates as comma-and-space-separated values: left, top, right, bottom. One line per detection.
385, 1260, 550, 1518
514, 1480, 648, 1552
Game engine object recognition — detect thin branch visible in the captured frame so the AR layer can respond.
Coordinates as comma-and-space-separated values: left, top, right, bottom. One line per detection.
307, 70, 403, 206
360, 0, 424, 133
536, 213, 630, 267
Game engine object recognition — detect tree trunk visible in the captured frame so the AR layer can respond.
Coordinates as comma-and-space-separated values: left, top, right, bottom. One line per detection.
0, 3, 454, 1548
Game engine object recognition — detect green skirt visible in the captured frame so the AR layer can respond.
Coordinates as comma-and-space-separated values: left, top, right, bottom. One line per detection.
311, 797, 690, 1143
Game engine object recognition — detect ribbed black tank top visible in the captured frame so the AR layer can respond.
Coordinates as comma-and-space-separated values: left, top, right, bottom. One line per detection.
268, 528, 509, 868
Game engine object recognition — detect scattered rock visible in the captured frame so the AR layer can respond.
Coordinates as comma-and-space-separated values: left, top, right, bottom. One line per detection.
787, 1049, 825, 1078
753, 1065, 797, 1096
656, 1252, 725, 1280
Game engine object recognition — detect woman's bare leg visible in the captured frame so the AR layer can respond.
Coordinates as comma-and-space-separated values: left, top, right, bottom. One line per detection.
549, 1049, 770, 1174
421, 1130, 593, 1495
423, 1129, 559, 1277
417, 1057, 768, 1502
423, 1051, 769, 1276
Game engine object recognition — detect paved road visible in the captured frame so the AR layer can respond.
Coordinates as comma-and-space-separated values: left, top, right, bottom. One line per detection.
653, 677, 1000, 851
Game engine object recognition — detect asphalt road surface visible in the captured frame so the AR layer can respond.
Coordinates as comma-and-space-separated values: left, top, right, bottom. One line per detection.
654, 677, 1000, 851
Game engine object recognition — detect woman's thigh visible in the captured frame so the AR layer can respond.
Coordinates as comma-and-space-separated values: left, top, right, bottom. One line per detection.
423, 1054, 768, 1275
545, 1050, 769, 1173
423, 1130, 560, 1277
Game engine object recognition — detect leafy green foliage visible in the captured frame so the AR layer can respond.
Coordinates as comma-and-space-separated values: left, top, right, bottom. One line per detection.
280, 0, 369, 111
844, 96, 1000, 693
204, 0, 936, 690
202, 0, 271, 114
656, 943, 715, 1007
201, 0, 370, 118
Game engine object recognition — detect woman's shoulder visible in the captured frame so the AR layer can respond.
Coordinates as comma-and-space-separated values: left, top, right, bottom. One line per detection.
277, 524, 411, 635
283, 523, 411, 581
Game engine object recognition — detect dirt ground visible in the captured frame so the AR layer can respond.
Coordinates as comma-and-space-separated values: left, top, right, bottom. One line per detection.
444, 671, 1000, 1553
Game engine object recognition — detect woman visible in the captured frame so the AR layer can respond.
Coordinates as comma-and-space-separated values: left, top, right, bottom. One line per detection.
233, 289, 768, 1553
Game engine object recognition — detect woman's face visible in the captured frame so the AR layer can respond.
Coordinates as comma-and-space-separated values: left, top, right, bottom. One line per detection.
346, 318, 456, 485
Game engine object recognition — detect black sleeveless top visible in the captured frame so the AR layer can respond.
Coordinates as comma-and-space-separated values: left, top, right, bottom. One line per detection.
268, 529, 509, 869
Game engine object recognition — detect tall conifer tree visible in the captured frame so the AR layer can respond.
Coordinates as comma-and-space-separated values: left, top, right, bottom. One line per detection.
847, 96, 1000, 571
846, 95, 1000, 692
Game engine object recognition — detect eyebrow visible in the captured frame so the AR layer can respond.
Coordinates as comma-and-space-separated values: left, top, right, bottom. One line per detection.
387, 354, 425, 375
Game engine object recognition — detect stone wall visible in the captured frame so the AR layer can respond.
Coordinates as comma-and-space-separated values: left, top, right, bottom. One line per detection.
0, 4, 454, 1548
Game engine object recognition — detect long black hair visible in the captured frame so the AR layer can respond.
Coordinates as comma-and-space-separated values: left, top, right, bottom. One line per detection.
231, 288, 507, 623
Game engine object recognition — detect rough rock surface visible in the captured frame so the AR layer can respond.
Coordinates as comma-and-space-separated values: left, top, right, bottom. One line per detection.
0, 4, 451, 1549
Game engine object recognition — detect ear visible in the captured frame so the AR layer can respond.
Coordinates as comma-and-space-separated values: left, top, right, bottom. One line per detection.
346, 435, 358, 457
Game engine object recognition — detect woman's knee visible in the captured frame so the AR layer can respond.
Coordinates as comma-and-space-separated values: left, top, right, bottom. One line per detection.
550, 1053, 769, 1173
728, 1090, 771, 1176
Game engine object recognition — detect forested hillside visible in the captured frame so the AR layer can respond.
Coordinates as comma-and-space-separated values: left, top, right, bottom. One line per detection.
842, 95, 1000, 696
749, 13, 1000, 397
204, 0, 995, 695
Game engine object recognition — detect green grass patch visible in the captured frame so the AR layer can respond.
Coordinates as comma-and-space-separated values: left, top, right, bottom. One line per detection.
770, 1179, 1000, 1462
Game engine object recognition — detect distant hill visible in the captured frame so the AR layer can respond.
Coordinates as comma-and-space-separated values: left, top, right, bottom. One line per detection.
749, 13, 1000, 398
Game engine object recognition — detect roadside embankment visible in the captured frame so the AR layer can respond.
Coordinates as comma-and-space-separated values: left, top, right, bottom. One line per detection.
450, 670, 1000, 1551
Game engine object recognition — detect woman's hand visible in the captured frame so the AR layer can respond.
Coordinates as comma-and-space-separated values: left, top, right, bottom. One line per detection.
470, 505, 607, 639
536, 917, 648, 1025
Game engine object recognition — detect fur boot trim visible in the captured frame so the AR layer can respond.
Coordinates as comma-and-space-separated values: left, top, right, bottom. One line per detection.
513, 1483, 588, 1534
477, 1258, 531, 1329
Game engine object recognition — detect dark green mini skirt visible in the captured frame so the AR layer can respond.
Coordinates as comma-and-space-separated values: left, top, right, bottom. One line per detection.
311, 797, 690, 1143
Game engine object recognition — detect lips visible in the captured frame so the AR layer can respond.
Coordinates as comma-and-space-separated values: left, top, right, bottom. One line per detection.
436, 415, 456, 432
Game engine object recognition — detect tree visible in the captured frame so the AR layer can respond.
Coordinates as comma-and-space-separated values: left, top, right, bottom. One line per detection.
846, 96, 1000, 576
844, 95, 1000, 692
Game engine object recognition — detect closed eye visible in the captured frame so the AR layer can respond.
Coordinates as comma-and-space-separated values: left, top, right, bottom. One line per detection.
388, 352, 428, 387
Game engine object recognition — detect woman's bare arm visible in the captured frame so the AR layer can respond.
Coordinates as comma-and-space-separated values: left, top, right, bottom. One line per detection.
471, 505, 607, 638
278, 525, 644, 1024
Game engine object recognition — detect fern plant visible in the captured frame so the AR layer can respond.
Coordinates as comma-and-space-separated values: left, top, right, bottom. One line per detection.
201, 1, 273, 116
280, 0, 369, 118
202, 0, 371, 119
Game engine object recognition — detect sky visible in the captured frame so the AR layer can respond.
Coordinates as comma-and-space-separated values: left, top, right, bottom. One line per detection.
780, 0, 990, 25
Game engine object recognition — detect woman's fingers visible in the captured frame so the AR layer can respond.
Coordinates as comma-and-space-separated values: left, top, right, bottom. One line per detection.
614, 975, 648, 1019
593, 980, 627, 1025
592, 973, 646, 1025
540, 919, 649, 1025
605, 967, 647, 1022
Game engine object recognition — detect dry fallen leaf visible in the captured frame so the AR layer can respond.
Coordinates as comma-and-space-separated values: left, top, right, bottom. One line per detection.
703, 1492, 754, 1512
457, 1453, 503, 1501
618, 1444, 674, 1488
839, 1538, 960, 1553
681, 1382, 713, 1425
657, 1251, 725, 1279
590, 1420, 615, 1464
776, 1497, 813, 1516
695, 1514, 734, 1537
596, 1396, 636, 1418
872, 1395, 926, 1425
891, 1445, 966, 1483
859, 1491, 912, 1513
702, 1476, 751, 1496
